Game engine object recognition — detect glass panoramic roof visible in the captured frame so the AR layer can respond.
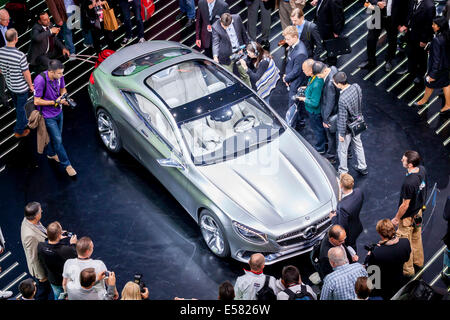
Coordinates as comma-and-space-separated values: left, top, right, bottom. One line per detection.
112, 48, 191, 76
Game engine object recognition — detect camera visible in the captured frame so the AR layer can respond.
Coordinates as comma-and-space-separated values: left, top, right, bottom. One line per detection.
104, 271, 110, 278
229, 45, 247, 65
364, 243, 378, 252
134, 273, 146, 293
56, 93, 77, 109
291, 87, 306, 101
62, 231, 73, 238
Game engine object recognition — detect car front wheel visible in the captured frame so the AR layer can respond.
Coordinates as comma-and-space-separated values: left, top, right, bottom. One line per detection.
96, 109, 122, 153
199, 210, 230, 258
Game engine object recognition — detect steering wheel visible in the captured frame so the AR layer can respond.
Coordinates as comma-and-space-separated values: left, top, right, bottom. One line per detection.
233, 115, 256, 132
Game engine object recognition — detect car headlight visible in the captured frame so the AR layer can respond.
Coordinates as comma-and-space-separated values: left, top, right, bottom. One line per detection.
232, 221, 268, 244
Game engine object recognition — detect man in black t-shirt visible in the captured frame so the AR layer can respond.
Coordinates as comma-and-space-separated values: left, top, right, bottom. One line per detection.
37, 221, 77, 300
391, 150, 426, 277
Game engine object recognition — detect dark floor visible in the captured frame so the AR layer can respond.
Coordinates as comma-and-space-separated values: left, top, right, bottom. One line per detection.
0, 0, 449, 300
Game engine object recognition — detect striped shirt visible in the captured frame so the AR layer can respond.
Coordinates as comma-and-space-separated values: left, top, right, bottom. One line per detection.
0, 46, 29, 93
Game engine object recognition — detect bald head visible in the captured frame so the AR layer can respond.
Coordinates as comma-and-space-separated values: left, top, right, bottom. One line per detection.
249, 253, 265, 272
0, 9, 10, 27
328, 246, 347, 268
328, 225, 347, 247
5, 28, 18, 43
302, 59, 315, 77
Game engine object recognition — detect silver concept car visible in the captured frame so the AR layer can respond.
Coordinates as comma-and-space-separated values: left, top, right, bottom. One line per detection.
88, 41, 340, 264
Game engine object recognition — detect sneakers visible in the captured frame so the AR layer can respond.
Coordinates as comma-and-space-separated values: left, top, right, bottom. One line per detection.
83, 43, 94, 49
176, 12, 186, 20
47, 155, 60, 163
14, 129, 30, 138
185, 18, 194, 28
358, 60, 376, 69
66, 165, 77, 177
68, 53, 76, 61
121, 37, 131, 46
0, 290, 13, 299
385, 61, 392, 72
138, 37, 146, 44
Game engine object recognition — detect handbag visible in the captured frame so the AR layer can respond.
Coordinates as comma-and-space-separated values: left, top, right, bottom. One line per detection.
141, 0, 155, 21
328, 113, 338, 133
103, 2, 119, 31
347, 86, 367, 137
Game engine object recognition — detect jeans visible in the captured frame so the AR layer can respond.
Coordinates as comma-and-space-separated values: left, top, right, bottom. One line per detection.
179, 0, 196, 19
11, 91, 29, 134
62, 14, 76, 54
50, 284, 64, 300
337, 132, 367, 174
80, 13, 93, 46
119, 0, 145, 39
325, 127, 337, 158
44, 112, 71, 168
308, 112, 326, 152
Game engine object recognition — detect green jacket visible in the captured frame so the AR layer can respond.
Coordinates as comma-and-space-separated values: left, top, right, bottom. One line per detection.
304, 76, 324, 114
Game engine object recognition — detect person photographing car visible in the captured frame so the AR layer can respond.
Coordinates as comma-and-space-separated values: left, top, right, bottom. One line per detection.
33, 59, 77, 177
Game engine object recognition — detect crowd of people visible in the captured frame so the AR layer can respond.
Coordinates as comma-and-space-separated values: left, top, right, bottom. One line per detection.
0, 0, 449, 301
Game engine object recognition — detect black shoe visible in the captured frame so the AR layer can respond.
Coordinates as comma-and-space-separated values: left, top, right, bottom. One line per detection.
261, 40, 271, 51
358, 60, 376, 69
185, 18, 194, 27
354, 166, 368, 176
317, 149, 326, 155
413, 264, 423, 275
324, 153, 336, 160
385, 61, 392, 72
328, 157, 337, 164
440, 108, 450, 115
347, 152, 353, 159
176, 12, 185, 20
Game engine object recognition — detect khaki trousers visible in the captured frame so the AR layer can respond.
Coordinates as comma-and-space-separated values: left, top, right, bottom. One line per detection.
396, 210, 424, 276
223, 62, 251, 88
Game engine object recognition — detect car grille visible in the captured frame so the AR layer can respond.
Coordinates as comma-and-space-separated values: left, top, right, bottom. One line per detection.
276, 216, 331, 247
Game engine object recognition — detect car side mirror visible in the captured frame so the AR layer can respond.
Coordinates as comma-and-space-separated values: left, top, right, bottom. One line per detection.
157, 157, 185, 171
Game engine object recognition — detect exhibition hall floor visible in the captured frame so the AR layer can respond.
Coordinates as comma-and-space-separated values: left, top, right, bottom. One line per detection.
0, 0, 449, 299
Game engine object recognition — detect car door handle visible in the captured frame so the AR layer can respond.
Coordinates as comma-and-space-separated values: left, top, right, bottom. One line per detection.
140, 129, 149, 138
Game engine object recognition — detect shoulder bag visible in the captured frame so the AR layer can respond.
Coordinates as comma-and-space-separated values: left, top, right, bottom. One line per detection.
103, 2, 119, 31
348, 86, 367, 137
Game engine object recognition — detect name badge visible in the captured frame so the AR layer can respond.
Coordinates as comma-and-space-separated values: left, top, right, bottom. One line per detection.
207, 25, 212, 32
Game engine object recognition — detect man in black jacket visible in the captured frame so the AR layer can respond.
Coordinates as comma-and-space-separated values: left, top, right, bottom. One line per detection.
311, 0, 345, 65
212, 13, 250, 86
318, 224, 359, 280
195, 0, 230, 58
396, 0, 436, 83
290, 8, 324, 60
330, 173, 364, 252
318, 63, 339, 162
38, 221, 77, 300
27, 12, 69, 73
359, 0, 408, 71
246, 0, 274, 50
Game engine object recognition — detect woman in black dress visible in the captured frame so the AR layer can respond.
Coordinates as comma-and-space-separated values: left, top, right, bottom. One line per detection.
414, 17, 450, 114
365, 219, 411, 300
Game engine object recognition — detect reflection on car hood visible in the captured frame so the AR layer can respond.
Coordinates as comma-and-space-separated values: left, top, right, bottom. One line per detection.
196, 130, 332, 226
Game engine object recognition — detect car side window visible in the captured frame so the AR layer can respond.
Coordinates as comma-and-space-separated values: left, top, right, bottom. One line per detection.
124, 91, 181, 154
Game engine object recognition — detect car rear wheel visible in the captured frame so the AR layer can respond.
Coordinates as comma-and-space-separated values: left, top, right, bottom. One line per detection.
96, 109, 122, 153
199, 210, 230, 258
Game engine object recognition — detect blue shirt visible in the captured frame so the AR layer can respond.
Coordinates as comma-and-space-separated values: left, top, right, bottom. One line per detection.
226, 21, 240, 50
296, 23, 305, 39
208, 0, 216, 18
0, 25, 7, 46
320, 263, 368, 300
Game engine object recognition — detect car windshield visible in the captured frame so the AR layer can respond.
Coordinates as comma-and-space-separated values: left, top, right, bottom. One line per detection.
112, 48, 191, 76
179, 95, 285, 165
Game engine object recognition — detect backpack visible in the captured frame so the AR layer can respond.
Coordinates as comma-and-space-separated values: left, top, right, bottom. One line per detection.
284, 285, 315, 300
255, 275, 276, 301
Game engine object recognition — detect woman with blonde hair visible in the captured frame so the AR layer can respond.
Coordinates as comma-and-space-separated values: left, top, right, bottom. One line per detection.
120, 281, 149, 300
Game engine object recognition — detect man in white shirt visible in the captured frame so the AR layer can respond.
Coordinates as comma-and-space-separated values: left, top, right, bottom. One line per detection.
234, 253, 278, 300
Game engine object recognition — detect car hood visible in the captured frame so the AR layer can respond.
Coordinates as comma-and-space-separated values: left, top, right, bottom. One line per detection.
196, 130, 333, 226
